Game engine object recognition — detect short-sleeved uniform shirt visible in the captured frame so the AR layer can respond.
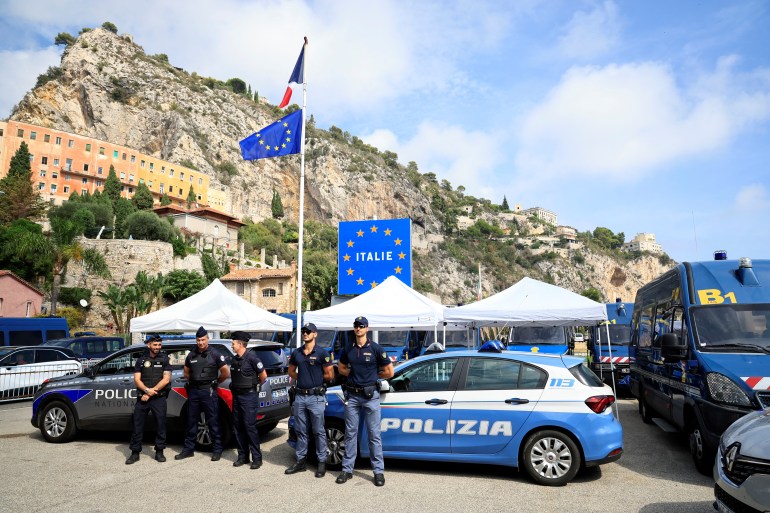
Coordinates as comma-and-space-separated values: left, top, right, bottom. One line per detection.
229, 351, 264, 390
289, 345, 332, 389
184, 346, 227, 383
134, 350, 172, 391
339, 339, 390, 386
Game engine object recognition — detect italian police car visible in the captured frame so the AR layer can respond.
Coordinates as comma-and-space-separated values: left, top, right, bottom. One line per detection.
31, 339, 291, 449
290, 342, 623, 486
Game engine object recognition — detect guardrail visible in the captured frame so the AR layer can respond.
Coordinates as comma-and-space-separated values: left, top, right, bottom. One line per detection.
0, 362, 82, 402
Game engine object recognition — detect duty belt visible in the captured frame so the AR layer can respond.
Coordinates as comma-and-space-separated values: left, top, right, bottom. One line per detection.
189, 381, 215, 389
296, 387, 325, 396
346, 384, 376, 394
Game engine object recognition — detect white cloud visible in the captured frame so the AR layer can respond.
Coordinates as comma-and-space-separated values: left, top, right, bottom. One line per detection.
555, 0, 621, 60
362, 121, 505, 196
514, 59, 770, 186
733, 183, 770, 212
0, 47, 60, 117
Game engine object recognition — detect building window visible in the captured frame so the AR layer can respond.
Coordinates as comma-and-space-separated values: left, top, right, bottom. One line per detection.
113, 150, 118, 158
262, 289, 276, 298
55, 136, 62, 145
82, 178, 88, 184
81, 189, 87, 196
96, 180, 102, 187
180, 172, 185, 180
65, 158, 72, 171
278, 283, 283, 295
128, 187, 133, 194
129, 174, 135, 182
26, 301, 32, 317
130, 155, 136, 163
39, 170, 46, 177
85, 143, 91, 151
121, 186, 125, 192
168, 186, 173, 193
120, 172, 126, 180
149, 162, 154, 171
236, 283, 245, 296
63, 186, 69, 193
41, 156, 48, 165
30, 131, 37, 140
53, 158, 60, 166
39, 182, 45, 190
141, 160, 145, 168
159, 184, 164, 193
65, 174, 70, 181
161, 166, 165, 174
44, 134, 50, 142
68, 139, 74, 148
29, 154, 34, 163
17, 129, 24, 137
148, 181, 153, 188
52, 172, 58, 179
83, 164, 89, 172
199, 177, 203, 185
51, 184, 57, 192
97, 166, 103, 175
122, 153, 126, 160
170, 169, 174, 176
99, 147, 105, 155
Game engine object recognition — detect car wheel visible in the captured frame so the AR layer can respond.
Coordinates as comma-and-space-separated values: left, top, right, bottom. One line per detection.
257, 421, 278, 436
687, 419, 715, 476
324, 418, 346, 471
194, 411, 232, 451
40, 401, 77, 443
638, 388, 653, 424
522, 430, 581, 486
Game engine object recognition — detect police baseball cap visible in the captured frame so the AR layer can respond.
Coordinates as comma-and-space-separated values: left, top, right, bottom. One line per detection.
196, 326, 208, 338
231, 331, 250, 343
353, 316, 369, 328
301, 322, 317, 333
147, 334, 162, 343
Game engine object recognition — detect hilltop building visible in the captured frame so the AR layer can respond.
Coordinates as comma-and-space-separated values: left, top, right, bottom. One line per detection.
219, 262, 297, 313
622, 233, 663, 254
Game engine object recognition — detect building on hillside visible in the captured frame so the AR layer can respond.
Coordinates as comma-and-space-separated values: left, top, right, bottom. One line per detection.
622, 233, 663, 254
153, 205, 245, 250
556, 225, 578, 242
0, 270, 44, 317
0, 120, 211, 207
521, 207, 558, 226
219, 262, 297, 313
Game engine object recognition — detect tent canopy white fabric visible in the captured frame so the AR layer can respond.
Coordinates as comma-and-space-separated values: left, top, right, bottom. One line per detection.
444, 277, 607, 327
129, 279, 292, 333
304, 276, 451, 330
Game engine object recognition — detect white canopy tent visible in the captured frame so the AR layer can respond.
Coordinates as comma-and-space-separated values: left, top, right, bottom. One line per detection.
444, 277, 607, 327
129, 279, 293, 333
304, 276, 452, 330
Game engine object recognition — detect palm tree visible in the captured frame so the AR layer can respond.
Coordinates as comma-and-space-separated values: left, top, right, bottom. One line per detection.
98, 285, 127, 333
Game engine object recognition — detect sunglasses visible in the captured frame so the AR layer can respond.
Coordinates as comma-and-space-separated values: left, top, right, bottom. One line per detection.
301, 330, 314, 335
353, 325, 367, 329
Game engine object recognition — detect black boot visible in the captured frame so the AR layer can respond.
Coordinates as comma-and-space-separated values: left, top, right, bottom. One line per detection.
125, 452, 140, 465
285, 458, 307, 474
155, 450, 166, 462
315, 462, 326, 478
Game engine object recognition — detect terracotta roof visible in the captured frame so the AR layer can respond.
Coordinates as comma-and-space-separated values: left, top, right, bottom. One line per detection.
0, 270, 44, 296
220, 267, 296, 281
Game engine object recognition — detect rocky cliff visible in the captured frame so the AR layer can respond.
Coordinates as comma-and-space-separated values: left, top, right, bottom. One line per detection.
11, 28, 670, 307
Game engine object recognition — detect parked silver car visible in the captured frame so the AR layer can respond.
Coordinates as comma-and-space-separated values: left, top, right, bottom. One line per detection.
713, 408, 770, 513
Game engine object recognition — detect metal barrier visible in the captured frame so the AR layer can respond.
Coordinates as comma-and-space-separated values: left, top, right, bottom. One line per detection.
0, 361, 82, 402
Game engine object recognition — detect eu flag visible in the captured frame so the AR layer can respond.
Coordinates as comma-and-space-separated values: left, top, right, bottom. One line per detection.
240, 109, 303, 161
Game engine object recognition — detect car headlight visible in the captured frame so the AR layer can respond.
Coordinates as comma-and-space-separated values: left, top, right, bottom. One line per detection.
706, 372, 751, 407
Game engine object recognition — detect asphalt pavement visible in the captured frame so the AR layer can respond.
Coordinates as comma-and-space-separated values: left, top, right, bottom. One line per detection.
0, 399, 715, 513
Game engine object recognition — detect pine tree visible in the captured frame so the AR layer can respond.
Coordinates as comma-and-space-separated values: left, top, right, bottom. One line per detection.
132, 182, 154, 210
501, 196, 510, 211
160, 193, 172, 206
271, 190, 284, 219
186, 185, 197, 209
0, 142, 46, 224
103, 165, 122, 206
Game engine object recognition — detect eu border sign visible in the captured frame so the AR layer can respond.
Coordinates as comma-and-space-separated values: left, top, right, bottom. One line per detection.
338, 218, 412, 294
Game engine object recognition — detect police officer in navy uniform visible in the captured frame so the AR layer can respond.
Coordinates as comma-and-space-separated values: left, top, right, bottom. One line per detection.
229, 331, 267, 469
285, 322, 334, 477
175, 326, 230, 461
126, 334, 172, 464
336, 316, 394, 486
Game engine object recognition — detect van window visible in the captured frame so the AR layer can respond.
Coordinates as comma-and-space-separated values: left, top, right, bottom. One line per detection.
376, 331, 408, 347
47, 330, 67, 341
10, 330, 44, 346
638, 305, 654, 348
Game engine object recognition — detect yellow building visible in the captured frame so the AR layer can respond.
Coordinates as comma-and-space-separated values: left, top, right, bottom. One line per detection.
0, 120, 210, 207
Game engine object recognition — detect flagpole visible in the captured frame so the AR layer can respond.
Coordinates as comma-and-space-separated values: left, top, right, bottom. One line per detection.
295, 37, 308, 348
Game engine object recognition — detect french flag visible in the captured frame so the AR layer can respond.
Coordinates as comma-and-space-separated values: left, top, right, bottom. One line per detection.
278, 38, 307, 109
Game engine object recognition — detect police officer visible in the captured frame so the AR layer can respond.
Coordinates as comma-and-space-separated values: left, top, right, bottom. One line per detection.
336, 316, 394, 486
285, 322, 334, 477
229, 331, 267, 469
175, 326, 230, 461
126, 334, 172, 464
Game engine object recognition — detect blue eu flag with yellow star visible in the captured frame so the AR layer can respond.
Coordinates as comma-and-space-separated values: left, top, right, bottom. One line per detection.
240, 109, 303, 160
338, 218, 412, 294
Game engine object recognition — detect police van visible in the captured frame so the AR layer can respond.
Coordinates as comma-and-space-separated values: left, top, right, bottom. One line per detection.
0, 317, 69, 346
589, 301, 634, 389
629, 253, 770, 474
505, 326, 573, 354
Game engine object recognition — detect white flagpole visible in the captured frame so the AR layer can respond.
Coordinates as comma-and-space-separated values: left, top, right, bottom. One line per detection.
295, 37, 308, 348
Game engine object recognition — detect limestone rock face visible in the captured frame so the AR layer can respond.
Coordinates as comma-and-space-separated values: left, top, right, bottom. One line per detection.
15, 29, 672, 320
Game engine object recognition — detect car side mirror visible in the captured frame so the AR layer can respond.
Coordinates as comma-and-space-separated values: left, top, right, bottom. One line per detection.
377, 379, 391, 394
84, 367, 96, 378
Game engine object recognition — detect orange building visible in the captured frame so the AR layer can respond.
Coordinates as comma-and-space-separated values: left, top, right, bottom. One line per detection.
0, 120, 210, 207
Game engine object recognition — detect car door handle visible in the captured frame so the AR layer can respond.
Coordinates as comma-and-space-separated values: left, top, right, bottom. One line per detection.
425, 398, 448, 405
505, 398, 529, 404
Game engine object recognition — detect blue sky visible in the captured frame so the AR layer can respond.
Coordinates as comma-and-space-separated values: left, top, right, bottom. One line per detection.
1, 0, 769, 264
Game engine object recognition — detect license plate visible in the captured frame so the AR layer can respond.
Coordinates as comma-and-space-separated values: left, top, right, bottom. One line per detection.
272, 388, 288, 398
715, 499, 736, 513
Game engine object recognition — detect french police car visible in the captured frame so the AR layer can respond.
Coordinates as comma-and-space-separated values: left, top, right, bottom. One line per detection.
31, 340, 291, 449
290, 342, 623, 486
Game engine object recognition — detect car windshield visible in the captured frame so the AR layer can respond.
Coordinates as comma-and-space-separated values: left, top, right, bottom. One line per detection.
375, 331, 408, 347
692, 304, 770, 352
510, 326, 565, 345
250, 348, 284, 368
597, 325, 632, 346
44, 339, 72, 348
423, 330, 471, 348
248, 331, 275, 341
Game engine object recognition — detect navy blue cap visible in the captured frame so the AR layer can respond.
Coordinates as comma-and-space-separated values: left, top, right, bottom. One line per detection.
353, 316, 369, 327
147, 334, 162, 343
301, 322, 317, 333
196, 326, 208, 338
231, 331, 250, 343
